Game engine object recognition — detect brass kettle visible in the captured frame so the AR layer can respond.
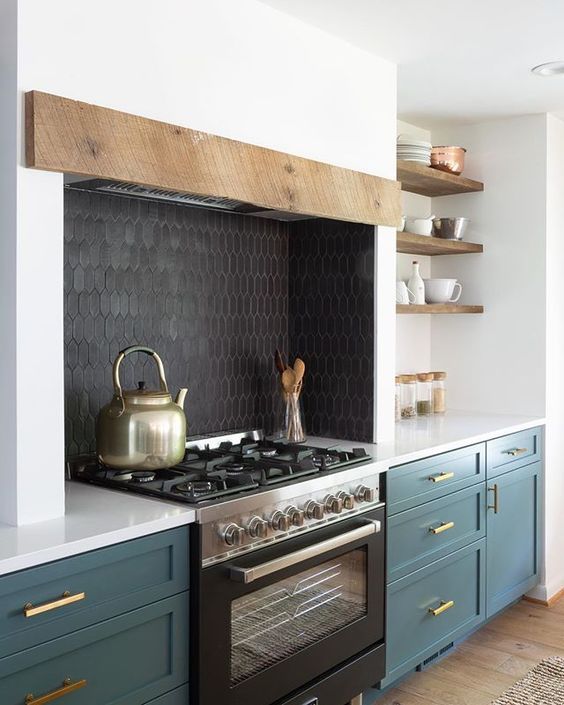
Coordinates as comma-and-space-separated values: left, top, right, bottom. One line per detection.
96, 346, 188, 470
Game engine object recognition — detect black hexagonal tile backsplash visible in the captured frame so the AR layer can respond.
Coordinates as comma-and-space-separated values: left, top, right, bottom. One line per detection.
64, 190, 375, 455
64, 189, 289, 455
289, 219, 374, 442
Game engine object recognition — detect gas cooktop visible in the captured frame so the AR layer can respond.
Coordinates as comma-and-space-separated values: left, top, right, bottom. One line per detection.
68, 430, 371, 505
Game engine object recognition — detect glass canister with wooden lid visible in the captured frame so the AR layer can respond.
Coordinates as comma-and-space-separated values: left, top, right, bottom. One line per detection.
416, 373, 434, 415
399, 375, 417, 419
432, 371, 447, 414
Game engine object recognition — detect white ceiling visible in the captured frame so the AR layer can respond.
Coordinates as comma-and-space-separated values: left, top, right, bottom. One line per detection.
260, 0, 564, 129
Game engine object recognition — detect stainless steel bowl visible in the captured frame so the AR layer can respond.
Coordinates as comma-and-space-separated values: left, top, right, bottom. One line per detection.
432, 217, 470, 241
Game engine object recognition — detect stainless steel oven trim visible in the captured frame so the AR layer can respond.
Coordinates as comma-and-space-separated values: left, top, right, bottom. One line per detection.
195, 461, 385, 523
230, 519, 381, 583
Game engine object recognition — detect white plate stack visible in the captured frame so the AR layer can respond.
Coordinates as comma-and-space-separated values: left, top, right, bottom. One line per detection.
397, 135, 432, 165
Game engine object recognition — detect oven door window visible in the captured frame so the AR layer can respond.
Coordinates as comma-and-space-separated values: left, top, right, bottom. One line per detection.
230, 548, 367, 686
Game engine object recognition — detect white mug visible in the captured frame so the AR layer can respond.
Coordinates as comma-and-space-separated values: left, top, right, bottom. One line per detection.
396, 281, 416, 304
423, 278, 463, 303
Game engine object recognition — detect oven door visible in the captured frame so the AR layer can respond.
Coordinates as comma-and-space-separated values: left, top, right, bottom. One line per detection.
195, 506, 385, 705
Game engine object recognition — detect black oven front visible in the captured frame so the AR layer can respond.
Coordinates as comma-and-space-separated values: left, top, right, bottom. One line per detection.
192, 505, 386, 705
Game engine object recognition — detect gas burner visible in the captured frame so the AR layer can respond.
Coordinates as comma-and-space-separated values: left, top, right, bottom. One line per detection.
130, 471, 156, 483
259, 448, 278, 458
112, 471, 134, 481
222, 462, 251, 475
311, 453, 340, 469
174, 481, 214, 496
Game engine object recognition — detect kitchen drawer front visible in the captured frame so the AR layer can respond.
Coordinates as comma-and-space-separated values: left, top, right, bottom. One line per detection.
0, 527, 189, 659
146, 684, 189, 704
387, 443, 485, 515
487, 427, 543, 478
384, 539, 485, 687
0, 593, 189, 705
388, 484, 486, 582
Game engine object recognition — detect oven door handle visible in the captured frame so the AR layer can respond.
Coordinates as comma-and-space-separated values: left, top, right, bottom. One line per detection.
230, 519, 381, 584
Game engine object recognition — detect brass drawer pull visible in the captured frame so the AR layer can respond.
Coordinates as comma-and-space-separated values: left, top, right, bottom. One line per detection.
504, 447, 528, 457
488, 484, 499, 513
429, 521, 455, 535
25, 678, 87, 704
428, 471, 454, 483
23, 591, 86, 618
428, 600, 454, 617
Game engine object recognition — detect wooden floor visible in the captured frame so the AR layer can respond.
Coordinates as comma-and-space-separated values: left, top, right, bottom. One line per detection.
371, 598, 564, 705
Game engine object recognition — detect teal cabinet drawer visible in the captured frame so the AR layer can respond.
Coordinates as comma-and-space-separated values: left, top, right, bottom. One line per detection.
0, 593, 189, 705
487, 462, 541, 617
146, 684, 189, 704
388, 484, 486, 582
487, 427, 543, 478
387, 444, 485, 515
0, 527, 189, 659
384, 539, 485, 687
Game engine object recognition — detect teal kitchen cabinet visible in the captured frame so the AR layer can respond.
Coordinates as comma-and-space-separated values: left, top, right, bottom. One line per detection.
0, 527, 189, 660
379, 426, 543, 694
388, 484, 486, 582
0, 526, 191, 705
0, 594, 188, 705
486, 461, 542, 617
383, 539, 486, 687
387, 443, 485, 515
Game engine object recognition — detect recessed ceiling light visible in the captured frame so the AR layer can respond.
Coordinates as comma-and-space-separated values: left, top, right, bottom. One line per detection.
531, 61, 564, 76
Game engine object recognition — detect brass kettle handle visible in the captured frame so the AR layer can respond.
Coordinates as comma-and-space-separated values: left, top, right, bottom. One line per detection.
112, 346, 169, 400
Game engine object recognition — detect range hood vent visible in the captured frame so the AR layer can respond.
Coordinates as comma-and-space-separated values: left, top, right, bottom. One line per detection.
64, 179, 313, 221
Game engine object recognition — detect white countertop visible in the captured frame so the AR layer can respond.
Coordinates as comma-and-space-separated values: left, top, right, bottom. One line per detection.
0, 482, 195, 577
309, 409, 545, 470
0, 410, 544, 577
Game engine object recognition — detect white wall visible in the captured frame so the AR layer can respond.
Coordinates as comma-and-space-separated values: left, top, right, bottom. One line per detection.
540, 114, 564, 601
1, 0, 397, 524
0, 0, 19, 525
431, 116, 547, 417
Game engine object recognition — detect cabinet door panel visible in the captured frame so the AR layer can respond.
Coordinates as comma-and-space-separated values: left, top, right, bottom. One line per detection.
388, 444, 485, 515
486, 462, 541, 618
0, 527, 189, 659
487, 427, 542, 479
0, 594, 189, 705
388, 484, 486, 582
383, 540, 485, 687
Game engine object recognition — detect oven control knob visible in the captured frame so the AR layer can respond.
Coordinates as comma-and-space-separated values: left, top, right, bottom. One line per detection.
324, 494, 344, 515
304, 500, 325, 520
285, 505, 306, 527
354, 485, 375, 504
222, 523, 245, 547
269, 510, 291, 532
247, 516, 269, 539
336, 491, 355, 510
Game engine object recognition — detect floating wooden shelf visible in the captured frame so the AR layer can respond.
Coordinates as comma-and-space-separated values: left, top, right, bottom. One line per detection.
397, 231, 483, 256
397, 160, 484, 197
397, 304, 484, 314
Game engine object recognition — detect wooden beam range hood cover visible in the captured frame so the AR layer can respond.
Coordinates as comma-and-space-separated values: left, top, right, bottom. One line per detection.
25, 91, 401, 227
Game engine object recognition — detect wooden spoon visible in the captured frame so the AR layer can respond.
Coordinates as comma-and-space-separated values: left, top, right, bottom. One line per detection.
281, 367, 297, 395
293, 358, 305, 395
274, 349, 285, 376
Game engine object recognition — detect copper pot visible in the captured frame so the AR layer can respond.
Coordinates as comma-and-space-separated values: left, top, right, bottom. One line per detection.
431, 146, 466, 175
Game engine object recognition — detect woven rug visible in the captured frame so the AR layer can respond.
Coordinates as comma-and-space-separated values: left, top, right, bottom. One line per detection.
491, 657, 564, 704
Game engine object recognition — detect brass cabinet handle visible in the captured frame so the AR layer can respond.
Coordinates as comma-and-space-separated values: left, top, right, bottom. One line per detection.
428, 471, 455, 483
23, 591, 86, 618
428, 600, 455, 617
504, 447, 528, 457
488, 484, 499, 513
25, 678, 87, 704
429, 521, 455, 535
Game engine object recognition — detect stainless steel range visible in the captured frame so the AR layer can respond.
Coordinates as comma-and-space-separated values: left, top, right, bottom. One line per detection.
69, 430, 386, 705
